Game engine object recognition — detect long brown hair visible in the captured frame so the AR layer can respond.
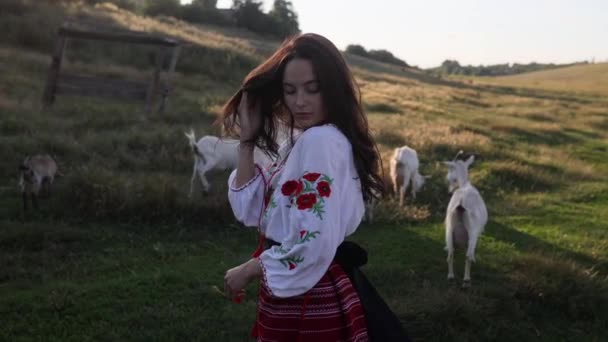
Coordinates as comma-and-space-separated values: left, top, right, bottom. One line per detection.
222, 33, 384, 201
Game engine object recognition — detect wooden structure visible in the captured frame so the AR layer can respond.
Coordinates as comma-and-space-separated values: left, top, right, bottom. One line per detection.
42, 26, 182, 114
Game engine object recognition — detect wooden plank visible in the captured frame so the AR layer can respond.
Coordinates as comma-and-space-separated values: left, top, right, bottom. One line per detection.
56, 74, 148, 100
42, 36, 67, 108
58, 27, 179, 47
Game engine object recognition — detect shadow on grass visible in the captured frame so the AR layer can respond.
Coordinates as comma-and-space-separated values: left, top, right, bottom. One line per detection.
485, 220, 602, 269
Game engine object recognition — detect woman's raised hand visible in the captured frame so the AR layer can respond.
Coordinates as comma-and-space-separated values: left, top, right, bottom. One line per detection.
237, 91, 262, 142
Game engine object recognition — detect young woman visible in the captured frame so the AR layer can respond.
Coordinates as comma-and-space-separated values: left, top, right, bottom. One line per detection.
222, 33, 385, 341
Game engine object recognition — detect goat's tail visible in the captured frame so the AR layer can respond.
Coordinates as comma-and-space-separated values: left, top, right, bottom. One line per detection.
184, 129, 206, 164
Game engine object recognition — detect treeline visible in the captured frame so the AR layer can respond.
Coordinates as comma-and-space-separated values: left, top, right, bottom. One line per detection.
429, 59, 590, 77
345, 44, 410, 68
83, 0, 300, 39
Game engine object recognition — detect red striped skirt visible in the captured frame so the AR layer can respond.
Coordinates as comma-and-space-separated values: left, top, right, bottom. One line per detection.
252, 263, 369, 341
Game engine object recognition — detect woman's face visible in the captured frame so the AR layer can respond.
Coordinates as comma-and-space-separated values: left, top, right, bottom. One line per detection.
282, 58, 327, 129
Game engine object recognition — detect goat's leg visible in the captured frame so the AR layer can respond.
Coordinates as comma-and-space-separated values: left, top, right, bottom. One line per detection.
197, 160, 215, 194
447, 249, 455, 281
392, 178, 399, 197
22, 192, 29, 212
189, 160, 199, 199
446, 216, 455, 280
411, 177, 417, 200
463, 258, 472, 288
399, 172, 411, 206
42, 178, 51, 198
463, 229, 480, 288
46, 177, 54, 197
366, 202, 374, 223
198, 171, 210, 194
32, 193, 39, 210
465, 234, 479, 262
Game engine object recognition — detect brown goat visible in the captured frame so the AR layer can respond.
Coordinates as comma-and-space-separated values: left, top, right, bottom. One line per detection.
18, 155, 58, 211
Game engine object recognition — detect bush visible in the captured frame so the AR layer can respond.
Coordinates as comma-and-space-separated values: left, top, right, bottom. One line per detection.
144, 0, 180, 18
0, 2, 65, 52
179, 4, 231, 26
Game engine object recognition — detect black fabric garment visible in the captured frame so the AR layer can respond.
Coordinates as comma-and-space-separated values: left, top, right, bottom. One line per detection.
264, 239, 411, 342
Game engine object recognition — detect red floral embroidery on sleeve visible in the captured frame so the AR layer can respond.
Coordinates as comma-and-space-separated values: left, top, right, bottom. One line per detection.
280, 172, 334, 220
277, 229, 320, 270
296, 193, 317, 210
303, 172, 321, 182
316, 181, 331, 197
281, 180, 303, 196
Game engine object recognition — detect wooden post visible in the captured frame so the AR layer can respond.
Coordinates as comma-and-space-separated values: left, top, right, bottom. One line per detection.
144, 47, 167, 115
42, 35, 67, 109
158, 45, 181, 114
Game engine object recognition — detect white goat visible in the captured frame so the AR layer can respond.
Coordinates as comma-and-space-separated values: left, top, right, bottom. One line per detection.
18, 154, 59, 211
443, 153, 488, 288
389, 146, 427, 206
184, 130, 274, 196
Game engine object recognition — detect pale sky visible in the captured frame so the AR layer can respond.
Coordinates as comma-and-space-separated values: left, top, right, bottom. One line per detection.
190, 0, 608, 68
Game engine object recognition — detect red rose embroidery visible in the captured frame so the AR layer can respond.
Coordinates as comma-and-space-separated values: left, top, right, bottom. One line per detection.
303, 172, 321, 182
316, 181, 331, 197
281, 180, 299, 196
299, 230, 307, 238
296, 193, 317, 210
288, 262, 296, 270
295, 180, 303, 195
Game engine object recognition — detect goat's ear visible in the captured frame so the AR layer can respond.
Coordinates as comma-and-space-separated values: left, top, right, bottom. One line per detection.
464, 155, 475, 167
452, 150, 464, 161
442, 161, 454, 168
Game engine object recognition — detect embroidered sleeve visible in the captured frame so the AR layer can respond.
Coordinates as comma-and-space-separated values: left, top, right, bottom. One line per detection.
258, 126, 365, 298
227, 164, 268, 227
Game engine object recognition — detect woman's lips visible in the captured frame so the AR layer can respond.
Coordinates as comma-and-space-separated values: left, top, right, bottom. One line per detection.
295, 112, 313, 118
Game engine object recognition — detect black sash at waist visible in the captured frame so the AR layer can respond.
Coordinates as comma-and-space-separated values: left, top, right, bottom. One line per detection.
263, 237, 410, 341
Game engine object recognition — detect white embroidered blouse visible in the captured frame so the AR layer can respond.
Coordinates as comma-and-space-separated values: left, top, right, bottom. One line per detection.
227, 124, 365, 298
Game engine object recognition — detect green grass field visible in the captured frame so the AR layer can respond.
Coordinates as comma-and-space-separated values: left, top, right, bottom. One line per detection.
1, 3, 607, 341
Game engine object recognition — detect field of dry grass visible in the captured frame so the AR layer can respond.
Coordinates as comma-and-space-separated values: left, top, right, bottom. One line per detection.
464, 62, 608, 97
1, 2, 607, 341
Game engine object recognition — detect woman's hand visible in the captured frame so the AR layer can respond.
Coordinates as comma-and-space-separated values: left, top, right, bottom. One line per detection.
238, 91, 262, 142
224, 258, 263, 301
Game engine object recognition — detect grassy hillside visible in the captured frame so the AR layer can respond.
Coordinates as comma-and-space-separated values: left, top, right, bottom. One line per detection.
473, 62, 608, 96
1, 2, 607, 341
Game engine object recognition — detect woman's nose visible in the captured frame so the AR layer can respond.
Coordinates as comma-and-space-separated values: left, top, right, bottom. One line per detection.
295, 90, 306, 107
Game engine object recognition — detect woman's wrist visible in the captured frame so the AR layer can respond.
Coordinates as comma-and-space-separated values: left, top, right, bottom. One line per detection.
246, 258, 263, 280
239, 140, 255, 150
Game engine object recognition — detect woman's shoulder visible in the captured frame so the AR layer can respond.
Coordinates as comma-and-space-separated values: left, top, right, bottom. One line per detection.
297, 124, 350, 151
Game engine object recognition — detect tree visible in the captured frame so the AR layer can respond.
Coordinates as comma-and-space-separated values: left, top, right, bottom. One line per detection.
181, 0, 228, 25
192, 0, 217, 9
232, 0, 274, 34
345, 44, 368, 57
269, 0, 300, 38
144, 0, 180, 17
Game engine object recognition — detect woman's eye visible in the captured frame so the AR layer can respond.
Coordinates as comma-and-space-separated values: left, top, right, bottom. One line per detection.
284, 88, 296, 95
306, 86, 319, 93
306, 83, 320, 93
